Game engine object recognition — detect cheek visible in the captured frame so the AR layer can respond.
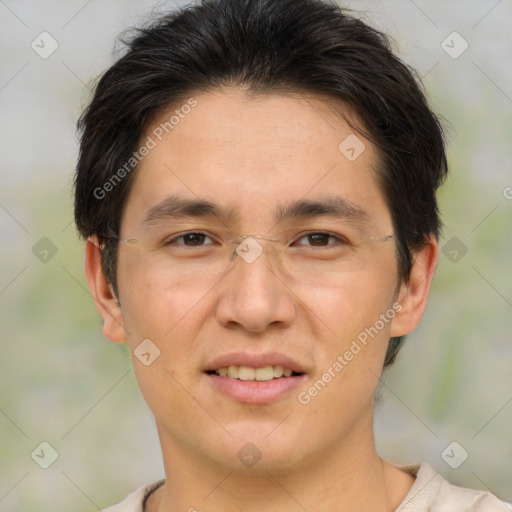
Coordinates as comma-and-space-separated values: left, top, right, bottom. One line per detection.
119, 269, 206, 424
118, 258, 208, 341
299, 284, 394, 427
300, 265, 398, 408
302, 267, 396, 334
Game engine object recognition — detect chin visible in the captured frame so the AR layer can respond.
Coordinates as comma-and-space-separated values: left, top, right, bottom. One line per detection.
203, 427, 310, 475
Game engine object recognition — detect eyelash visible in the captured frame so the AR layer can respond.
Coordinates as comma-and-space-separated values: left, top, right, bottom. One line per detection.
163, 231, 350, 248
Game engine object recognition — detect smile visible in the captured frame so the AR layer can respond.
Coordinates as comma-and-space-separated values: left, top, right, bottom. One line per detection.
210, 365, 299, 381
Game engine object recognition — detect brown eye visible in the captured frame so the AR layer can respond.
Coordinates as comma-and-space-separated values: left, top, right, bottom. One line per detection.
182, 233, 207, 246
165, 232, 214, 246
307, 233, 331, 246
295, 232, 347, 247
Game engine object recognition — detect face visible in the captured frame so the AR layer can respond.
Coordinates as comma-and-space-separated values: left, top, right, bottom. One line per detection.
87, 86, 436, 475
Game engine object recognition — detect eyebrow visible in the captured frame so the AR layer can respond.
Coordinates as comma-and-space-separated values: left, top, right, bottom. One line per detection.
141, 194, 370, 227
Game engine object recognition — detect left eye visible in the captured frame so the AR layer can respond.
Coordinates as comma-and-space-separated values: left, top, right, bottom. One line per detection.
294, 232, 347, 247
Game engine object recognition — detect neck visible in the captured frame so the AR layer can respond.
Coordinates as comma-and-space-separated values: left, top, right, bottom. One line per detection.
147, 413, 415, 512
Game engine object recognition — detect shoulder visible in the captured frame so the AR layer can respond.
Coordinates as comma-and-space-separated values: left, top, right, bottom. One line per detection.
102, 479, 165, 512
395, 462, 511, 512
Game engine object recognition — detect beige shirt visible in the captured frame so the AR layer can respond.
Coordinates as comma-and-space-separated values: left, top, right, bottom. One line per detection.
103, 462, 511, 511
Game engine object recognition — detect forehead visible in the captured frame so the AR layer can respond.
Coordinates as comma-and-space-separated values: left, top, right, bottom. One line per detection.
121, 87, 391, 232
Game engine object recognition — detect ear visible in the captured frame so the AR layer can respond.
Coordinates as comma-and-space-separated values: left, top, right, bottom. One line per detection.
84, 236, 127, 344
390, 235, 439, 338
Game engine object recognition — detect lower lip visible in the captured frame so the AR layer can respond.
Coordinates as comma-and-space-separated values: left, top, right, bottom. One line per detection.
205, 373, 306, 405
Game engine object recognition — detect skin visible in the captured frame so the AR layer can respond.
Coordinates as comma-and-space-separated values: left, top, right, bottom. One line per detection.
85, 87, 438, 512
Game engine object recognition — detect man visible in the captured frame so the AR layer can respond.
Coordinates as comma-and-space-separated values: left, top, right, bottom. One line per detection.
74, 0, 509, 510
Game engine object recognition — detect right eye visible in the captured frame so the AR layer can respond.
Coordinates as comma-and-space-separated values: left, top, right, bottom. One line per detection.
164, 232, 215, 247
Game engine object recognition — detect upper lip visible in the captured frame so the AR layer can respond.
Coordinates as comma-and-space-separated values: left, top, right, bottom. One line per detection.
204, 351, 308, 374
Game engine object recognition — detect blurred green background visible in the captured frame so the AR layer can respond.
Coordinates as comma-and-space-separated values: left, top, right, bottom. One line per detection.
1, 0, 511, 510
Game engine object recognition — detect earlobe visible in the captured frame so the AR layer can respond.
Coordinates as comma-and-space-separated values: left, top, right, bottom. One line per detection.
390, 236, 439, 338
84, 236, 127, 344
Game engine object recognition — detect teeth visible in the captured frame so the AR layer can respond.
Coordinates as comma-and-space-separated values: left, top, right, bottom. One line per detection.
214, 365, 297, 380
227, 365, 239, 378
255, 366, 274, 381
239, 366, 255, 380
273, 365, 284, 378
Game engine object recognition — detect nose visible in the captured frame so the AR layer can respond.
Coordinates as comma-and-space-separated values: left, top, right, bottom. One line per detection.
215, 238, 296, 333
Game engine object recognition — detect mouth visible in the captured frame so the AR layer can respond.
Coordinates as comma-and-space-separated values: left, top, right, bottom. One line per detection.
206, 365, 302, 381
203, 352, 308, 404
